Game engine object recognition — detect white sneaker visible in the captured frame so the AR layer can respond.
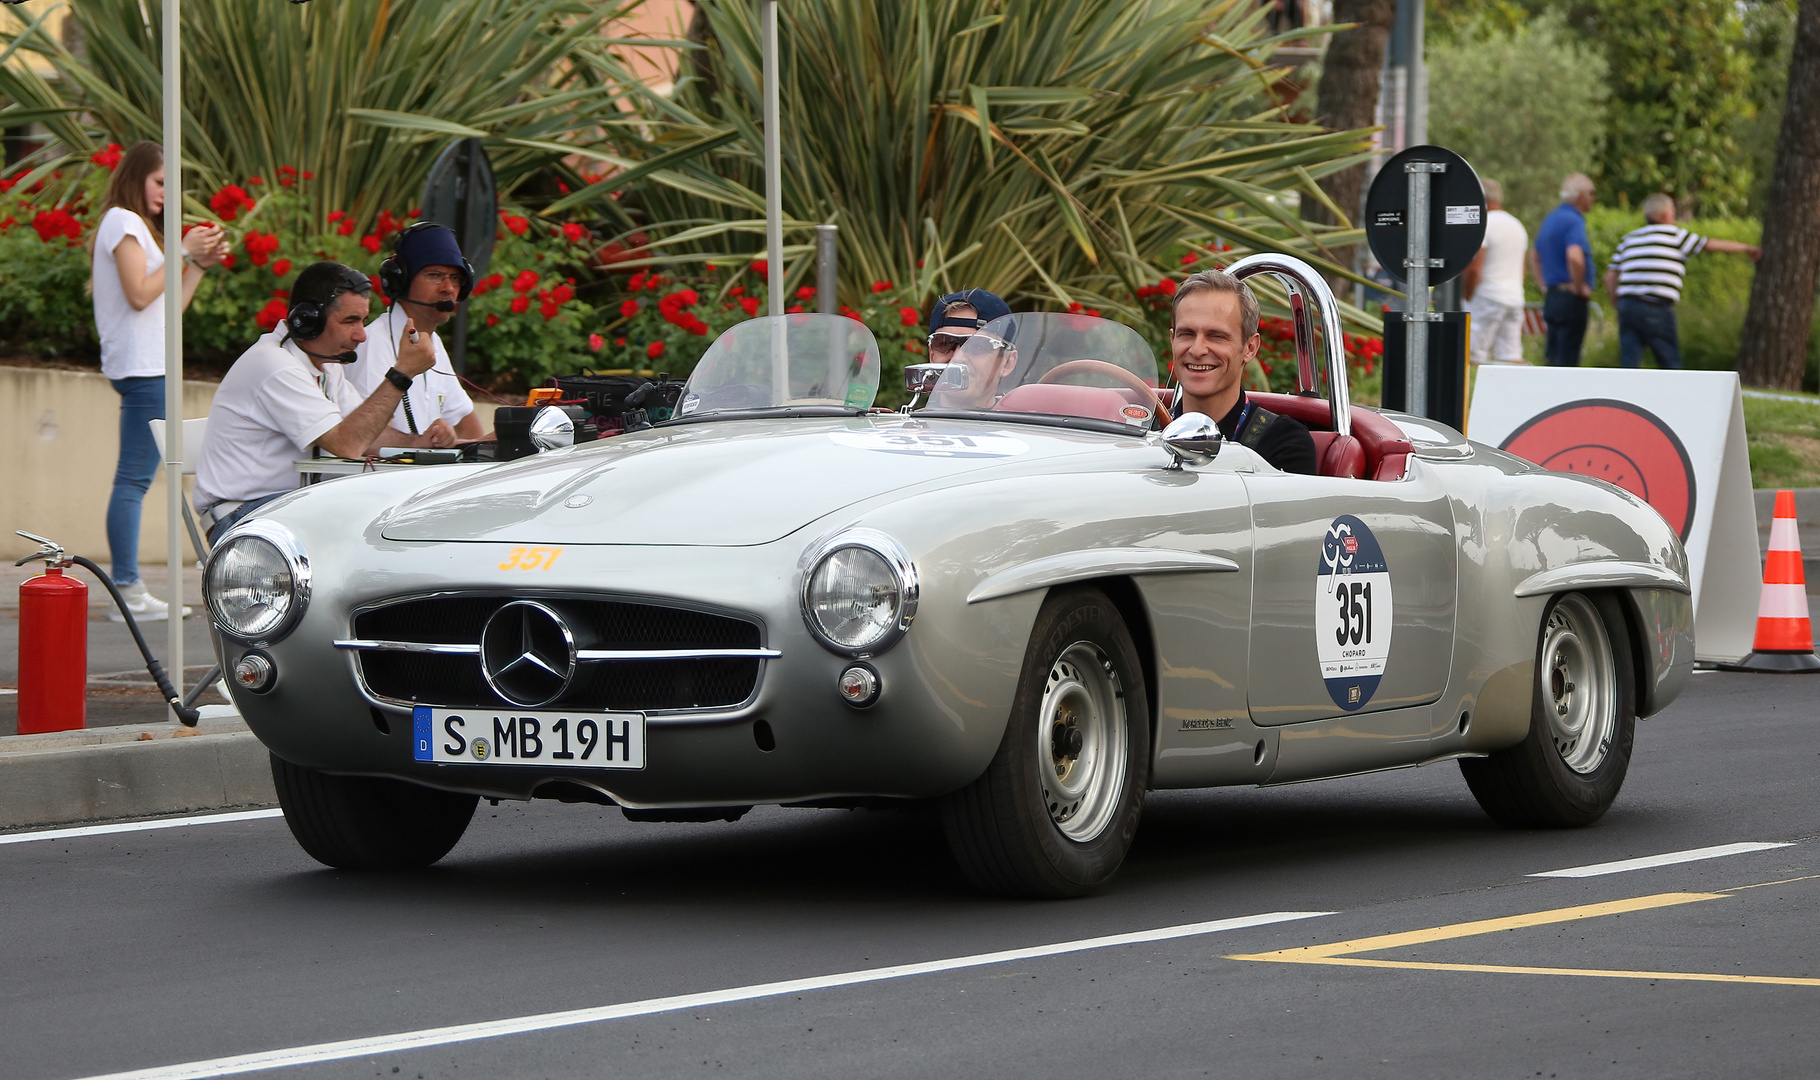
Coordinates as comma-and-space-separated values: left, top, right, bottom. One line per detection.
108, 581, 192, 622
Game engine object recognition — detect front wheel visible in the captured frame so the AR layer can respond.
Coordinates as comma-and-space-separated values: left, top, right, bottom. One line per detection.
271, 754, 478, 869
941, 587, 1150, 897
1460, 591, 1636, 827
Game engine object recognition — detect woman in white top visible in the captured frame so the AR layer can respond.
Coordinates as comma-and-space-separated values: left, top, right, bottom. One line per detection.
92, 141, 225, 620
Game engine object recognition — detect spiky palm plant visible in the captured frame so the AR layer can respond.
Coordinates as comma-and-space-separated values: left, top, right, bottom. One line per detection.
552, 0, 1379, 326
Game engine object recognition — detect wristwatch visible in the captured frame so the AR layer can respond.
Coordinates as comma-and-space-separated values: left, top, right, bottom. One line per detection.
383, 367, 413, 392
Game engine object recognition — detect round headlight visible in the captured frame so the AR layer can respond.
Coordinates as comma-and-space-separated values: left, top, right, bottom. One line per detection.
205, 522, 309, 643
801, 530, 918, 657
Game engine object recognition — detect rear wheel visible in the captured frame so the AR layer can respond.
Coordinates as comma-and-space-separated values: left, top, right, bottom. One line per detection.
941, 587, 1150, 897
271, 754, 478, 869
1461, 592, 1635, 827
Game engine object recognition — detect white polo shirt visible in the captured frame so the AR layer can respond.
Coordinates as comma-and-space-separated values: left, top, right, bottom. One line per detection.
347, 305, 475, 435
194, 323, 364, 510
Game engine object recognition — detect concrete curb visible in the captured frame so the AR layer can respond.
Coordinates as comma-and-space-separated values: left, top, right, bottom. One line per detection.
0, 711, 275, 831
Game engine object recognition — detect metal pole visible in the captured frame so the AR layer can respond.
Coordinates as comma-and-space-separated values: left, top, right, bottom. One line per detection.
1404, 160, 1444, 419
1408, 0, 1427, 147
761, 0, 783, 317
813, 225, 837, 314
162, 0, 184, 712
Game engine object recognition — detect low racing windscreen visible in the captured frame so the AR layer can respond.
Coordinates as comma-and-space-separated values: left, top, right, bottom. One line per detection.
678, 313, 882, 418
920, 312, 1164, 429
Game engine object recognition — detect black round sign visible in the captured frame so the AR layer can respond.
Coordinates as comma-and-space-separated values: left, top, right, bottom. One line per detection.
1363, 145, 1486, 287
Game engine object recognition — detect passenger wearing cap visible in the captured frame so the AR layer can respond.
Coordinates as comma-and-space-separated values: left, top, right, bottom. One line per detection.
1169, 269, 1317, 475
347, 222, 483, 444
193, 261, 440, 543
925, 289, 1019, 410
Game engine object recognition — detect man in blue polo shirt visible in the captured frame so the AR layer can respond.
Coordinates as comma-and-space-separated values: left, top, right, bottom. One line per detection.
1530, 173, 1598, 366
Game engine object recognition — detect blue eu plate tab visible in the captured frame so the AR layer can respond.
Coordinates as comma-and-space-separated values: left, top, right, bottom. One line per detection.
413, 705, 433, 762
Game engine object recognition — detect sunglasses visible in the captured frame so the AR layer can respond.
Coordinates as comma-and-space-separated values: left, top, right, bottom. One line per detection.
925, 331, 1011, 358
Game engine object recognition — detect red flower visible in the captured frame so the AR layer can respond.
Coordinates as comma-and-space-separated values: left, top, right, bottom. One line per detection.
739, 296, 759, 317
327, 210, 345, 222
540, 298, 559, 320
487, 272, 505, 289
729, 285, 745, 296
302, 171, 314, 180
255, 298, 289, 331
646, 340, 665, 359
1180, 252, 1198, 266
512, 270, 539, 294
485, 314, 500, 326
408, 209, 422, 219
30, 209, 81, 244
899, 306, 919, 326
270, 258, 291, 277
750, 259, 768, 277
1159, 278, 1177, 296
871, 280, 893, 293
279, 177, 295, 188
279, 165, 297, 177
503, 214, 529, 236
627, 271, 646, 292
589, 333, 605, 351
1067, 302, 1083, 314
220, 253, 238, 268
360, 234, 382, 254
795, 286, 815, 301
615, 337, 625, 346
561, 222, 587, 244
89, 143, 123, 170
786, 304, 804, 314
337, 220, 356, 237
510, 295, 531, 314
553, 283, 574, 304
247, 176, 263, 186
368, 274, 386, 300
209, 185, 256, 222
619, 300, 639, 319
0, 178, 14, 193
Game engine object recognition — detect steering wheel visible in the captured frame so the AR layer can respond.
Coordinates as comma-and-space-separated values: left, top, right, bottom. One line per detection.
1037, 359, 1173, 426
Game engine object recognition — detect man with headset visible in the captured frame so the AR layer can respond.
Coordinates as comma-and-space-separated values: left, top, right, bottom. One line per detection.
347, 222, 483, 443
194, 261, 439, 543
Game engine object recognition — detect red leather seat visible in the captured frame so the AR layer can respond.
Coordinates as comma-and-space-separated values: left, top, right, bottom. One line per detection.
994, 383, 1131, 424
1248, 393, 1414, 481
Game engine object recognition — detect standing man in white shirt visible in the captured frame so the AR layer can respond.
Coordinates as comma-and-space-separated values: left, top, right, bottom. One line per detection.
1460, 178, 1529, 366
347, 222, 482, 444
194, 262, 441, 544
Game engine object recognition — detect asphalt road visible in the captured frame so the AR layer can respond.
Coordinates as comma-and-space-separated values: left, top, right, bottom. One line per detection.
2, 669, 1816, 1080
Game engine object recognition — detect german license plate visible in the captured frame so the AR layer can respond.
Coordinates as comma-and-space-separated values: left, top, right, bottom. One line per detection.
412, 706, 645, 769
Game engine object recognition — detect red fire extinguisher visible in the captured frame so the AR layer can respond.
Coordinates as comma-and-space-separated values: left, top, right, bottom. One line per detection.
19, 563, 87, 734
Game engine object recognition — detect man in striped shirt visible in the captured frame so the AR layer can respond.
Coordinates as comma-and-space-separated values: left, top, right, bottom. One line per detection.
1604, 193, 1760, 369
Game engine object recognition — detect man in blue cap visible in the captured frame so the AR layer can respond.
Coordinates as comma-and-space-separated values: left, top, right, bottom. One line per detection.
348, 222, 482, 444
925, 288, 1019, 409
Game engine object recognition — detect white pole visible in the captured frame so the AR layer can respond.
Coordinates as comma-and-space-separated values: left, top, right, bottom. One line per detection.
162, 0, 184, 713
761, 0, 782, 315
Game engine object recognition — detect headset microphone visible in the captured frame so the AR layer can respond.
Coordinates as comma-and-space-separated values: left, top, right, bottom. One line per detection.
300, 347, 360, 365
397, 296, 457, 313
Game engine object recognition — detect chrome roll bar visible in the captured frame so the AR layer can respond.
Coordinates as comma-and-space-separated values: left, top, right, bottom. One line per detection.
1225, 252, 1351, 439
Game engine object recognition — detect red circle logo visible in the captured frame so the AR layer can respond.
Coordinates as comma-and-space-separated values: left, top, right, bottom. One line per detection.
1499, 399, 1696, 539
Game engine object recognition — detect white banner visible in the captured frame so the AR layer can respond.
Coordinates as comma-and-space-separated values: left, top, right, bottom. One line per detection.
1468, 367, 1759, 663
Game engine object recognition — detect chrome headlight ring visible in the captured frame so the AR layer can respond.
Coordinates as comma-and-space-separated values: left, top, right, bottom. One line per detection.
799, 528, 919, 658
203, 518, 312, 646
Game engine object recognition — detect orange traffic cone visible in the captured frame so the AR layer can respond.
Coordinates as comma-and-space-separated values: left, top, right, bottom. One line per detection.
1722, 489, 1820, 672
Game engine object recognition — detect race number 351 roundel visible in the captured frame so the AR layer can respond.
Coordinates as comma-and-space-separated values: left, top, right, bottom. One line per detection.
1499, 399, 1697, 540
1316, 515, 1395, 712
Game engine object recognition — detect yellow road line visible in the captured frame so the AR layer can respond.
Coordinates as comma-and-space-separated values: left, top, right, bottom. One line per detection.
1226, 891, 1819, 987
1228, 893, 1723, 962
1723, 873, 1820, 892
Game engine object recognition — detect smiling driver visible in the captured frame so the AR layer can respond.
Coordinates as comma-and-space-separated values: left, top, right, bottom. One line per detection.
1169, 269, 1316, 474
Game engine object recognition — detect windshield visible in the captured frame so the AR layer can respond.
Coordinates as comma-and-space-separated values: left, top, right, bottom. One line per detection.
917, 312, 1162, 429
677, 314, 882, 418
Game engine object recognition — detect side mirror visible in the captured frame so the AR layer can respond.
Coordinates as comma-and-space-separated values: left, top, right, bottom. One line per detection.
1160, 411, 1221, 469
529, 406, 575, 452
903, 362, 969, 394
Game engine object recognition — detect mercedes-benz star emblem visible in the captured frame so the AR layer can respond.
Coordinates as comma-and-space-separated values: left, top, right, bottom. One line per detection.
479, 600, 577, 707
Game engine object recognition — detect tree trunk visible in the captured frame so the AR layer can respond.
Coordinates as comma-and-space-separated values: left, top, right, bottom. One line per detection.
1301, 0, 1396, 276
1738, 0, 1820, 389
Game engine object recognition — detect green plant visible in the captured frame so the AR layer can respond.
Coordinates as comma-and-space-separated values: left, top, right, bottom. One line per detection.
1426, 12, 1609, 229
561, 0, 1382, 335
0, 0, 655, 233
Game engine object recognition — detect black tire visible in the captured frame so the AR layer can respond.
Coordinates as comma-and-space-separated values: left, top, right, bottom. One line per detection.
1461, 592, 1636, 827
271, 754, 478, 869
940, 587, 1151, 898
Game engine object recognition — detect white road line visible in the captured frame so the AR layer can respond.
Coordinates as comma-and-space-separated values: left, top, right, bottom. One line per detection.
71, 910, 1334, 1080
0, 808, 282, 847
1530, 842, 1796, 879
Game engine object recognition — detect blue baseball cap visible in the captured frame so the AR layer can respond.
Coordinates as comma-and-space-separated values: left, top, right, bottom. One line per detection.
395, 222, 471, 288
928, 289, 1011, 332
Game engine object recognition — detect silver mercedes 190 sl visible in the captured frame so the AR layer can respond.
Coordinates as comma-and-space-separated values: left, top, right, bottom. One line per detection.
204, 254, 1693, 897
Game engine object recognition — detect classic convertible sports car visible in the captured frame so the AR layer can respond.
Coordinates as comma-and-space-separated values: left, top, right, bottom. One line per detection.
205, 254, 1693, 897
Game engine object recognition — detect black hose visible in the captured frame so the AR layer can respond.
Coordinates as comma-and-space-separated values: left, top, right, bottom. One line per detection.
68, 556, 202, 727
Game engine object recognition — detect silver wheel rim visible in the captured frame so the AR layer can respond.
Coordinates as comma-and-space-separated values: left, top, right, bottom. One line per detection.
1541, 594, 1617, 774
1036, 641, 1128, 843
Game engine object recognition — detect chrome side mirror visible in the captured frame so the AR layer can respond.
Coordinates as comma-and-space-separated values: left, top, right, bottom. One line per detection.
1160, 411, 1221, 469
529, 406, 575, 452
903, 362, 968, 394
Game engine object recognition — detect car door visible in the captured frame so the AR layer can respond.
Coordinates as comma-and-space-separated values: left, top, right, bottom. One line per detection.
1243, 460, 1458, 727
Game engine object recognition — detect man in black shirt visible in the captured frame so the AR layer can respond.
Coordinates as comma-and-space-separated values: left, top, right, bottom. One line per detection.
1169, 269, 1318, 475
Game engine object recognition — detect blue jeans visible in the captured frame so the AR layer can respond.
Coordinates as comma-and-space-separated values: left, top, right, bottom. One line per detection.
1542, 288, 1589, 367
205, 492, 286, 548
107, 376, 165, 586
1617, 298, 1683, 369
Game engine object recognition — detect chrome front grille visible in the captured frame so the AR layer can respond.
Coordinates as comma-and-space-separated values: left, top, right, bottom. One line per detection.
338, 595, 775, 712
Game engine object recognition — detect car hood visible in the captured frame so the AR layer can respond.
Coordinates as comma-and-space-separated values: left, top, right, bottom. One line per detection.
378, 416, 1119, 546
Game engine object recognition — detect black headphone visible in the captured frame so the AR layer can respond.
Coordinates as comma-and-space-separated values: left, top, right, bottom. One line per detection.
378, 221, 475, 305
286, 262, 373, 342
